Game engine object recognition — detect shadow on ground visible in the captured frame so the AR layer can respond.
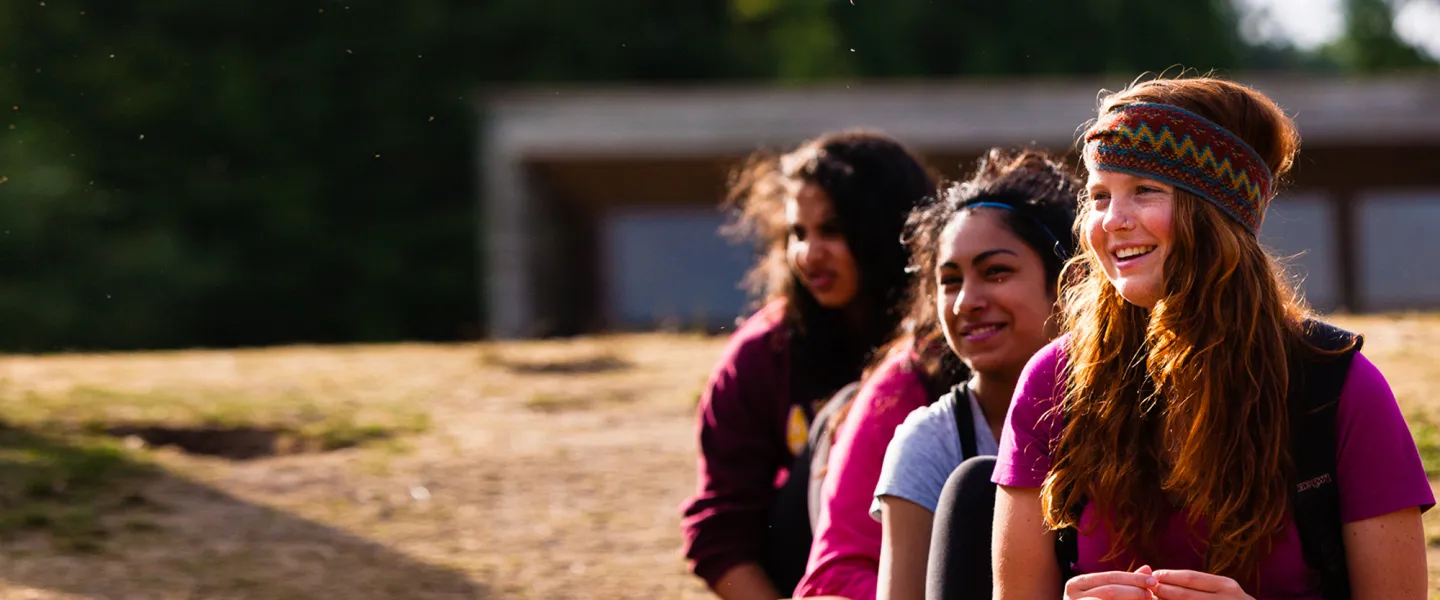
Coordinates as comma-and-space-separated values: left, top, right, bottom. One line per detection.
0, 422, 489, 599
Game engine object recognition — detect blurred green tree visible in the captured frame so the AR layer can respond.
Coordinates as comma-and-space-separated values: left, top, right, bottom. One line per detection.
825, 0, 1246, 77
1323, 0, 1435, 71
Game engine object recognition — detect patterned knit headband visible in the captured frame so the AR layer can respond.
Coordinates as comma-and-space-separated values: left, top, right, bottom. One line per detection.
1084, 102, 1273, 233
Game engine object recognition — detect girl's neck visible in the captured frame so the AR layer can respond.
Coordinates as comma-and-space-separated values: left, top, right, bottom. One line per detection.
841, 296, 871, 339
969, 369, 1020, 440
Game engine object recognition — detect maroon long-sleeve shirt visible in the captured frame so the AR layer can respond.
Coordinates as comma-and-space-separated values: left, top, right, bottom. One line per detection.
679, 300, 847, 590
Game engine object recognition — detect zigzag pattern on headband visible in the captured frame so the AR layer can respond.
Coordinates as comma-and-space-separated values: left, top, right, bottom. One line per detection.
1084, 102, 1273, 233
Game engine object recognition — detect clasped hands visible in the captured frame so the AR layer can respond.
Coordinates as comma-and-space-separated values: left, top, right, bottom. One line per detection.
1064, 564, 1254, 600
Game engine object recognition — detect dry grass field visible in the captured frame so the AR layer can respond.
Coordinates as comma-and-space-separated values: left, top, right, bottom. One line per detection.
0, 313, 1437, 599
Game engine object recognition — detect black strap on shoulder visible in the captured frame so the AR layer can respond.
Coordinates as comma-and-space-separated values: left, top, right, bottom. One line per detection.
949, 383, 980, 459
1053, 389, 1080, 582
1055, 508, 1081, 582
1289, 319, 1362, 600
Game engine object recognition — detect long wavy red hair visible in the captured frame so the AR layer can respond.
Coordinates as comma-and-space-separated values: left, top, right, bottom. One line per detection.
1041, 76, 1343, 577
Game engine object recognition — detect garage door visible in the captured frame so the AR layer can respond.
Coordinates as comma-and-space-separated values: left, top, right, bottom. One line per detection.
602, 208, 755, 331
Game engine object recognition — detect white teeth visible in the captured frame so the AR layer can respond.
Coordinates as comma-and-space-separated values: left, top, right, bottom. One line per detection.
967, 325, 999, 337
1116, 245, 1156, 259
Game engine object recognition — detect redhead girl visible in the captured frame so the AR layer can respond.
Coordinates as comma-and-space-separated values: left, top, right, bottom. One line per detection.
991, 76, 1433, 600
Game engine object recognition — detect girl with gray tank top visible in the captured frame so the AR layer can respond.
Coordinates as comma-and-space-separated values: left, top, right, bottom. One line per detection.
869, 149, 1081, 600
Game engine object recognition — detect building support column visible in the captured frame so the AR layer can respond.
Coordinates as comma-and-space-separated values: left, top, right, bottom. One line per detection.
1333, 188, 1360, 313
479, 119, 535, 339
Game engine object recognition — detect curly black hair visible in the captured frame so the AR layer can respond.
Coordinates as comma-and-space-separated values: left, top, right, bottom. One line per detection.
893, 148, 1082, 386
723, 129, 937, 390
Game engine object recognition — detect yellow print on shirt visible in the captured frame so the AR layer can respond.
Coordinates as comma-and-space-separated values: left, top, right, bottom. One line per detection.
786, 404, 809, 457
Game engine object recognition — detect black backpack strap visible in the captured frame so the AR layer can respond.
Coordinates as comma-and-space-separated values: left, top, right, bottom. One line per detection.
1053, 395, 1080, 582
950, 383, 980, 459
1055, 512, 1080, 582
1289, 319, 1362, 600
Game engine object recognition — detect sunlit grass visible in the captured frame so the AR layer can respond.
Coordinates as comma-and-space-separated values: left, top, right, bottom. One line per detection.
0, 427, 152, 552
0, 377, 431, 454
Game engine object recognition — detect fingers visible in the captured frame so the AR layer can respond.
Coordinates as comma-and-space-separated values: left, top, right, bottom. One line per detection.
1152, 583, 1209, 600
1068, 568, 1252, 600
1068, 571, 1158, 591
1152, 570, 1243, 594
1068, 585, 1154, 600
1066, 571, 1159, 600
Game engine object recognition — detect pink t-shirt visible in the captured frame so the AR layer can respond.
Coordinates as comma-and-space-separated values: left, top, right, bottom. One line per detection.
993, 337, 1435, 599
795, 349, 931, 600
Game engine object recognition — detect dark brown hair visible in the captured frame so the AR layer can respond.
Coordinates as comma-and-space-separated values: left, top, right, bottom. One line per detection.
723, 129, 937, 388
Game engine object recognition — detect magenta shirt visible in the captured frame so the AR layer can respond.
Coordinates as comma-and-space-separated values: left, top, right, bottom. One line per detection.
795, 348, 931, 600
993, 337, 1435, 599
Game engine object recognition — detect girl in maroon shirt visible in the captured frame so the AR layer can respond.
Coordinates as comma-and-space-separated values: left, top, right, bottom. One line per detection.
680, 130, 935, 599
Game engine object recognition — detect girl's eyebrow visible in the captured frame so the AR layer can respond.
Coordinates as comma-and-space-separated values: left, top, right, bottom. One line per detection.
972, 248, 1018, 266
939, 248, 1018, 270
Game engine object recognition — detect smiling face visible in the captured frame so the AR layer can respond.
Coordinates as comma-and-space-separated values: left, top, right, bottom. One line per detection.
935, 208, 1058, 377
785, 182, 861, 309
1083, 169, 1176, 309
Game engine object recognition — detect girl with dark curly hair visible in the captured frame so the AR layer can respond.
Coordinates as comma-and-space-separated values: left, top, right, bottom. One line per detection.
680, 129, 935, 600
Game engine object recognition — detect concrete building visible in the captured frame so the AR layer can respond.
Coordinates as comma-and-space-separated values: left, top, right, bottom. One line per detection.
478, 76, 1440, 338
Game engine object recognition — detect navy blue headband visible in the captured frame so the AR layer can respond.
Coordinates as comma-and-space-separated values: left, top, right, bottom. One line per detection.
962, 200, 1068, 259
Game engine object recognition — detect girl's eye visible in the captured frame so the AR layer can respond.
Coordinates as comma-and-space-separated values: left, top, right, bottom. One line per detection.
939, 276, 961, 288
789, 226, 806, 241
985, 266, 1012, 279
